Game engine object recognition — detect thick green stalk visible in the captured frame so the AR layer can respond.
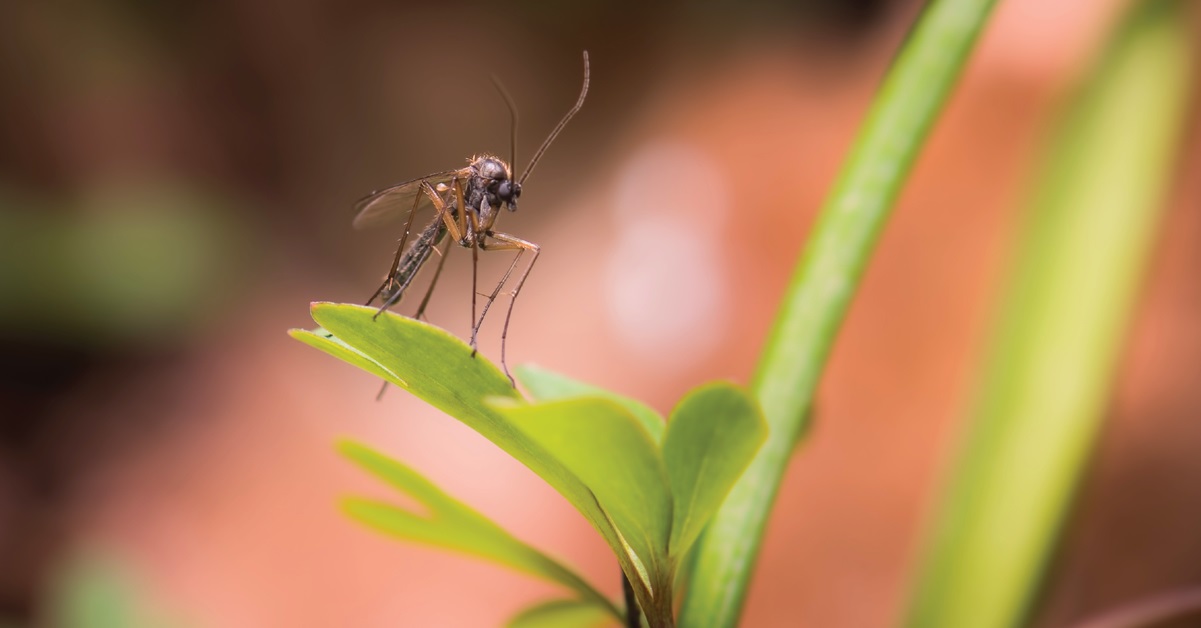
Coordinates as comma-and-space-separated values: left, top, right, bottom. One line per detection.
906, 2, 1195, 627
680, 0, 999, 624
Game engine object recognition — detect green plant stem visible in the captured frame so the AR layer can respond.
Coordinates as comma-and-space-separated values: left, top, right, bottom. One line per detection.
680, 0, 999, 625
647, 568, 676, 628
622, 570, 640, 628
905, 2, 1195, 627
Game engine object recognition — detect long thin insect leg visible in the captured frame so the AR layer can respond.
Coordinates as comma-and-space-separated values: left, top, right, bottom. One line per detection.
470, 242, 480, 353
471, 241, 521, 346
436, 178, 466, 243
498, 246, 538, 385
414, 238, 451, 321
452, 177, 469, 245
373, 180, 457, 319
450, 176, 488, 355
367, 184, 425, 305
476, 231, 540, 385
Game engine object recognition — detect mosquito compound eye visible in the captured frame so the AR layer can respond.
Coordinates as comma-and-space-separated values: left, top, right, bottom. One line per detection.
507, 183, 521, 211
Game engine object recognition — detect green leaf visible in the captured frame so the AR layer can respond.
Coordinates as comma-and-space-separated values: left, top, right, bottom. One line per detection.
288, 327, 400, 385
340, 441, 621, 620
906, 2, 1196, 627
310, 302, 519, 410
54, 562, 139, 628
490, 396, 673, 589
297, 304, 655, 612
515, 363, 665, 443
683, 0, 1000, 624
46, 553, 172, 628
662, 382, 767, 558
507, 599, 613, 628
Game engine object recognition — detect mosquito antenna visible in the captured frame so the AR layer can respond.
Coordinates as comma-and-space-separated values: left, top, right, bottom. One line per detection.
518, 51, 589, 186
490, 74, 519, 173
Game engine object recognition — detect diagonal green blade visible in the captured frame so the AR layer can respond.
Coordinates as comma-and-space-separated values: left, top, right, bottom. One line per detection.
507, 599, 613, 628
340, 441, 620, 619
906, 2, 1196, 626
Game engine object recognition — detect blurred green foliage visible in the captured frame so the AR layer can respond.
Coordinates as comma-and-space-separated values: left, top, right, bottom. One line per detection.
0, 183, 250, 345
906, 1, 1196, 626
39, 552, 176, 628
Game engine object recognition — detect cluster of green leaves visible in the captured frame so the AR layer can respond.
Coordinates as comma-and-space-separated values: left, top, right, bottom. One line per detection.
291, 304, 767, 627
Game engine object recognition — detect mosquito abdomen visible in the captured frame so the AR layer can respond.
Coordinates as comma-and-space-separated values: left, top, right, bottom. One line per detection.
379, 219, 447, 308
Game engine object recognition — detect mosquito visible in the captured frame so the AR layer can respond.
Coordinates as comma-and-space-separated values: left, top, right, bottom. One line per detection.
351, 51, 590, 385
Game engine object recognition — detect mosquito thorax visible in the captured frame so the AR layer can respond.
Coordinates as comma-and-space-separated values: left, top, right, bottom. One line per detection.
475, 157, 508, 180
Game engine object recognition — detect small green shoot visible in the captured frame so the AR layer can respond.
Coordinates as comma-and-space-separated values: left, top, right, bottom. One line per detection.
291, 304, 767, 626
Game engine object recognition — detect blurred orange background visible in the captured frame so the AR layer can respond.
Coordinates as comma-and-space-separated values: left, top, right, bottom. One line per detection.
1, 0, 1198, 626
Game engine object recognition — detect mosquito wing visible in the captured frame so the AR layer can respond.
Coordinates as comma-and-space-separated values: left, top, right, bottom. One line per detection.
350, 169, 463, 230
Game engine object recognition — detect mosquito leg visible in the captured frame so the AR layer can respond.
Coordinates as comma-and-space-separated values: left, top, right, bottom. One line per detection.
414, 240, 451, 321
476, 231, 540, 385
438, 178, 467, 244
498, 245, 538, 385
376, 278, 404, 316
366, 273, 393, 308
452, 177, 469, 245
470, 242, 480, 354
374, 182, 454, 319
471, 240, 522, 346
451, 177, 489, 354
367, 183, 426, 306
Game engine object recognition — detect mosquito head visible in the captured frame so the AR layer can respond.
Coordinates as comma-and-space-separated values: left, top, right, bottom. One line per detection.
497, 179, 521, 211
475, 156, 522, 210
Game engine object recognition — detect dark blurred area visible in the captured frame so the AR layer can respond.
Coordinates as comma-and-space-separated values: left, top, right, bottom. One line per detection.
1, 0, 1198, 626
